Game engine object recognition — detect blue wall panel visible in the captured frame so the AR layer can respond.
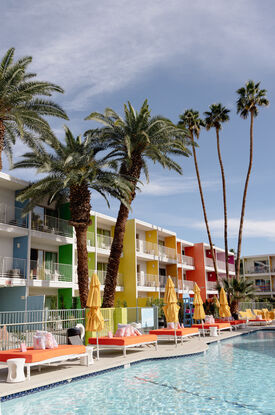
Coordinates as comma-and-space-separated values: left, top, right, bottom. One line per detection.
13, 236, 28, 278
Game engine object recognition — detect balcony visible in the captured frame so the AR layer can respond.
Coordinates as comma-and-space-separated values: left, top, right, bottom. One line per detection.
136, 239, 158, 256
31, 215, 73, 238
158, 245, 177, 261
205, 257, 214, 268
0, 203, 28, 228
253, 284, 271, 293
88, 270, 124, 287
245, 267, 270, 275
137, 272, 159, 288
177, 279, 194, 291
87, 231, 95, 247
207, 280, 218, 291
182, 255, 194, 266
159, 275, 177, 289
0, 256, 26, 279
30, 261, 72, 282
97, 234, 113, 250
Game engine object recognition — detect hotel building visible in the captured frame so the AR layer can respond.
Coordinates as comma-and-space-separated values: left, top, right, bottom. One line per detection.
241, 254, 275, 299
0, 172, 235, 311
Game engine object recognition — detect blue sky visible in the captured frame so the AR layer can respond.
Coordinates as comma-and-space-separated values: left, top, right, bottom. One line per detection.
2, 0, 275, 255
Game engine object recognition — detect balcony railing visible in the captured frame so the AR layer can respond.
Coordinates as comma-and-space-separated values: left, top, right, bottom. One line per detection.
0, 203, 28, 228
254, 285, 271, 292
88, 270, 124, 286
207, 280, 218, 290
0, 256, 26, 279
158, 245, 177, 260
30, 261, 72, 282
181, 255, 194, 266
182, 279, 195, 291
245, 267, 270, 275
31, 215, 73, 237
136, 239, 158, 256
87, 231, 95, 247
137, 272, 159, 287
205, 257, 214, 267
97, 234, 113, 250
159, 275, 177, 288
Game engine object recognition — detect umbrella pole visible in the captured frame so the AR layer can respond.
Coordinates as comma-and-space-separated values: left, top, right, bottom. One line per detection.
96, 332, 99, 360
175, 323, 177, 348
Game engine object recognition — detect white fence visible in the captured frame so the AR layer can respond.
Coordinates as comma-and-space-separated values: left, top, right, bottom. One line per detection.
0, 309, 85, 351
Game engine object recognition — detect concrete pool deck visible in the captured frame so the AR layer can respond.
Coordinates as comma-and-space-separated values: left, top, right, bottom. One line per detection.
0, 325, 274, 400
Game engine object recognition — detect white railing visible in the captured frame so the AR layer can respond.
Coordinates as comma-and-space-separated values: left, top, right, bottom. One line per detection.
97, 234, 113, 250
207, 280, 218, 290
31, 214, 73, 237
87, 231, 95, 247
158, 245, 177, 260
229, 263, 235, 272
30, 261, 72, 282
205, 257, 214, 267
0, 203, 28, 228
245, 267, 270, 275
88, 270, 124, 287
159, 275, 177, 288
0, 256, 26, 279
136, 239, 158, 255
182, 280, 195, 291
0, 309, 85, 351
182, 255, 194, 266
137, 272, 159, 287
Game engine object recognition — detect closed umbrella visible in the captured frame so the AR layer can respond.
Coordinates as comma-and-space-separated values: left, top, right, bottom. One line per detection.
163, 276, 180, 346
86, 273, 104, 359
219, 287, 231, 318
213, 295, 220, 308
193, 283, 205, 321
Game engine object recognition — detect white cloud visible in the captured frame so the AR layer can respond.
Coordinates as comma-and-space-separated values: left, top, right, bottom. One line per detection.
2, 0, 274, 110
140, 176, 221, 196
192, 218, 275, 240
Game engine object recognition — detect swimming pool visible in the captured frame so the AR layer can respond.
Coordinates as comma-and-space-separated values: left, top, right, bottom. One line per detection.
2, 330, 275, 414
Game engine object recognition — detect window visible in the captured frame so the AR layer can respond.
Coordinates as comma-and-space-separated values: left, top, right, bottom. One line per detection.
97, 228, 111, 237
158, 240, 165, 246
159, 268, 166, 276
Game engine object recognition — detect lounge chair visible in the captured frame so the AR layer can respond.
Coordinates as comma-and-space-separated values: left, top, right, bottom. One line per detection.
88, 334, 158, 357
215, 319, 247, 330
239, 311, 271, 325
0, 344, 93, 380
192, 322, 232, 336
149, 327, 200, 345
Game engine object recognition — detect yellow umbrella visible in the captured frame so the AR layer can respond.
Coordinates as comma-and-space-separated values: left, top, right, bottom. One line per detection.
163, 276, 180, 346
193, 282, 205, 321
86, 273, 104, 359
213, 295, 220, 308
219, 287, 231, 318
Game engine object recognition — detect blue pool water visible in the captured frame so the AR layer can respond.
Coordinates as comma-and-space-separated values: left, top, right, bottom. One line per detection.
2, 331, 275, 415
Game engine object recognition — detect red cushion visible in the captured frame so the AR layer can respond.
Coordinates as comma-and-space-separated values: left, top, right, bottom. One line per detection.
149, 328, 199, 336
88, 334, 157, 346
0, 345, 86, 363
192, 323, 230, 329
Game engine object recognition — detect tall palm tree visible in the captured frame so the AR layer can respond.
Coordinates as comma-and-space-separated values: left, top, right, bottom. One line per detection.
13, 127, 131, 308
204, 104, 230, 280
178, 109, 219, 278
86, 100, 191, 307
0, 47, 68, 170
235, 81, 269, 280
219, 277, 254, 317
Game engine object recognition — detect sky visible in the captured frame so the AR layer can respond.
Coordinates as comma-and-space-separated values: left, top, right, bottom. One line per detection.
1, 0, 275, 255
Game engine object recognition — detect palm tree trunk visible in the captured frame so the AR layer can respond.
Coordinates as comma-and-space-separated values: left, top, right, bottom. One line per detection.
230, 299, 239, 317
191, 132, 219, 278
236, 111, 254, 280
216, 128, 229, 280
0, 120, 5, 171
102, 155, 142, 308
69, 182, 91, 309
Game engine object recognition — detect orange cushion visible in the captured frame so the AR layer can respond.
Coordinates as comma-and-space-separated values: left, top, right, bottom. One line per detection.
0, 345, 86, 363
215, 319, 246, 325
149, 328, 199, 336
88, 334, 157, 346
192, 323, 231, 329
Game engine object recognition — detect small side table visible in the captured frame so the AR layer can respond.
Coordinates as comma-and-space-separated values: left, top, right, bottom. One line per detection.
7, 358, 26, 383
80, 346, 94, 366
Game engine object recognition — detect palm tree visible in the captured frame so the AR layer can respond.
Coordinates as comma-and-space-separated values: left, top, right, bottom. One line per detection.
86, 100, 191, 307
219, 277, 254, 317
13, 127, 131, 308
0, 47, 68, 170
178, 109, 219, 278
235, 81, 269, 280
204, 104, 230, 280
